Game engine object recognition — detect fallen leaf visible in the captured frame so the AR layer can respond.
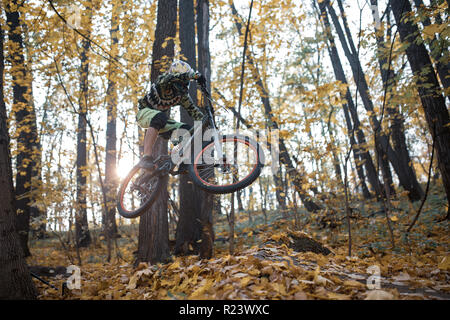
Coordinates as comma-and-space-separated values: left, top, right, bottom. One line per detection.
233, 272, 248, 278
438, 256, 450, 271
392, 272, 411, 282
327, 292, 351, 300
126, 268, 153, 290
168, 260, 181, 270
120, 274, 129, 284
189, 279, 214, 299
314, 275, 333, 286
343, 280, 365, 288
365, 290, 395, 300
240, 276, 252, 287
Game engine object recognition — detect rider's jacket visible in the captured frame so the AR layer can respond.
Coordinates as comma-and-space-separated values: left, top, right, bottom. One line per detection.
138, 71, 204, 121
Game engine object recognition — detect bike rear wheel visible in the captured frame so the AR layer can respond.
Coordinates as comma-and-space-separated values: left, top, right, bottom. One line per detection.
188, 134, 264, 194
117, 164, 163, 218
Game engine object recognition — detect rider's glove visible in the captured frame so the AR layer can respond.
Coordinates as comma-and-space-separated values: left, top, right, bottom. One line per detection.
138, 96, 149, 110
196, 73, 206, 87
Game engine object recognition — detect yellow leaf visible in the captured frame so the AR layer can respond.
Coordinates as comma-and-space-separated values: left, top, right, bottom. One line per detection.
168, 260, 181, 270
343, 280, 365, 288
438, 256, 450, 271
327, 292, 351, 300
240, 276, 252, 287
422, 24, 444, 40
189, 279, 214, 299
248, 268, 260, 276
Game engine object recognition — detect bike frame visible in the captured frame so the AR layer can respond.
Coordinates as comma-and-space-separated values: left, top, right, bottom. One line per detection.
170, 86, 224, 168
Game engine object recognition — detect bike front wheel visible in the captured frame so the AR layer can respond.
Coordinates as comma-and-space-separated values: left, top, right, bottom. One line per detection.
117, 164, 163, 218
188, 134, 264, 194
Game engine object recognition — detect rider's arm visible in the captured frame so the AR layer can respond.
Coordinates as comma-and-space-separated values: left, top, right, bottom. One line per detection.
159, 71, 205, 121
138, 71, 198, 108
138, 96, 150, 109
179, 94, 204, 122
158, 71, 201, 85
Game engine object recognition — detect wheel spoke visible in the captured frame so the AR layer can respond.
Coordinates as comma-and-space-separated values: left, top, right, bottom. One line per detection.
119, 167, 160, 214
194, 137, 260, 188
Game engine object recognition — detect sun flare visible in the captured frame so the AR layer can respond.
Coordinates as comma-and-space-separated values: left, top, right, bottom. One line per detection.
116, 159, 134, 179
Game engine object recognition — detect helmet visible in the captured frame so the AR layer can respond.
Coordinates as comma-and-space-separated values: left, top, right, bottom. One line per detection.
168, 59, 194, 74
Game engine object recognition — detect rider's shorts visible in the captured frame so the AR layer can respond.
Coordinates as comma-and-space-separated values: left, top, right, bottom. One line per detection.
136, 107, 191, 139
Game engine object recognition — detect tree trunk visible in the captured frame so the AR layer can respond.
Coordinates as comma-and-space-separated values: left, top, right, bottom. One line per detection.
390, 0, 450, 212
370, 0, 424, 201
325, 116, 344, 187
175, 0, 204, 256
75, 1, 92, 248
259, 179, 268, 224
4, 0, 43, 256
21, 15, 46, 239
0, 23, 37, 299
104, 0, 120, 239
196, 0, 214, 259
330, 0, 427, 202
136, 0, 176, 265
412, 0, 450, 92
274, 165, 288, 215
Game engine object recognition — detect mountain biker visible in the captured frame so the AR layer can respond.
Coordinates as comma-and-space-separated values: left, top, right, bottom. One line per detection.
136, 60, 206, 169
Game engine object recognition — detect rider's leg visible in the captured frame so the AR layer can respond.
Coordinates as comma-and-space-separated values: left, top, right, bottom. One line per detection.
136, 110, 168, 168
143, 127, 158, 157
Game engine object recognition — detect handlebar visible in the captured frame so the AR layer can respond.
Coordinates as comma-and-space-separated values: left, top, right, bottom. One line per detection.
198, 82, 214, 112
197, 79, 230, 116
197, 82, 216, 129
199, 82, 210, 99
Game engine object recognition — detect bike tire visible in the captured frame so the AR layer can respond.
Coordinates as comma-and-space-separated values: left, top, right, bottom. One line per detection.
116, 164, 163, 219
188, 134, 264, 194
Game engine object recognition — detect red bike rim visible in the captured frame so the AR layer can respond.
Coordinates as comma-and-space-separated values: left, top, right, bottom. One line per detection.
119, 167, 137, 214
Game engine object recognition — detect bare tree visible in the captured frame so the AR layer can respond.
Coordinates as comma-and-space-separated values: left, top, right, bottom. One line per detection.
75, 0, 93, 248
4, 0, 42, 256
370, 0, 424, 200
325, 0, 425, 201
176, 0, 204, 256
104, 0, 120, 239
316, 0, 383, 199
196, 0, 215, 258
175, 0, 214, 259
0, 23, 37, 299
390, 0, 450, 214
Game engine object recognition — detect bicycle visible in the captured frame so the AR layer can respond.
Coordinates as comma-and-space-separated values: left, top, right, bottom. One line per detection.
117, 84, 265, 218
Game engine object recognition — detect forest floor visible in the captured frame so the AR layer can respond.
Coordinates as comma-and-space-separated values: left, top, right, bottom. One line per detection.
27, 188, 449, 300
